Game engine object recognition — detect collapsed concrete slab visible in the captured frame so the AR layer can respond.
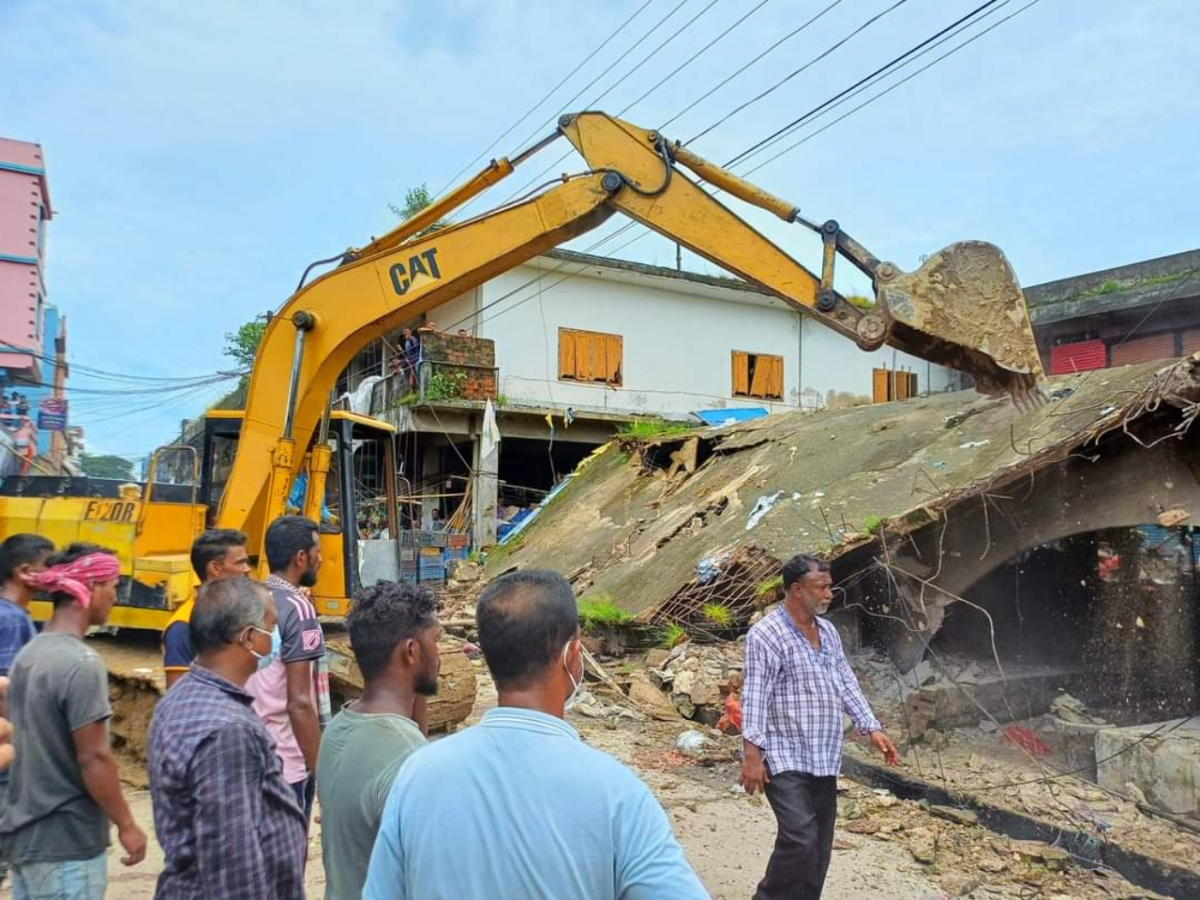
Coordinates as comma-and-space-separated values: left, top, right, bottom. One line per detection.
492, 356, 1200, 681
1097, 718, 1200, 816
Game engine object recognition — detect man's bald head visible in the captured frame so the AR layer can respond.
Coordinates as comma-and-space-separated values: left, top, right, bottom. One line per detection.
475, 570, 579, 690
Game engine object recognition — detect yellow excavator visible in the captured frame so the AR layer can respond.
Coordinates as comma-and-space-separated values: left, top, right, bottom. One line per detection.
0, 111, 1044, 632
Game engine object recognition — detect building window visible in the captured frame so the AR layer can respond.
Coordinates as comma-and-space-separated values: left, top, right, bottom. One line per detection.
732, 351, 783, 401
872, 368, 918, 403
558, 328, 622, 386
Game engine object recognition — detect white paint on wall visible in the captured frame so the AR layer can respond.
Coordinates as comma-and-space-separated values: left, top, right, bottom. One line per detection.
405, 255, 961, 418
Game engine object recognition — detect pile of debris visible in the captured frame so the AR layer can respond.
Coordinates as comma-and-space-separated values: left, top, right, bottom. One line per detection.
648, 640, 744, 724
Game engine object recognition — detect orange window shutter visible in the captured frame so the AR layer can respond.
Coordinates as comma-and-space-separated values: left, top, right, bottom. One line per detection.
872, 368, 889, 403
732, 352, 749, 395
576, 333, 594, 381
767, 356, 784, 399
749, 357, 772, 398
559, 330, 576, 378
604, 335, 622, 383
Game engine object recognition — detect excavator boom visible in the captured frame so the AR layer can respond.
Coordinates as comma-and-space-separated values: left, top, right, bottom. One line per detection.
218, 112, 1045, 550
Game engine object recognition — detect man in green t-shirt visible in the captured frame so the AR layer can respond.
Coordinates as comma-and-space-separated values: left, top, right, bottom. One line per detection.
316, 580, 440, 900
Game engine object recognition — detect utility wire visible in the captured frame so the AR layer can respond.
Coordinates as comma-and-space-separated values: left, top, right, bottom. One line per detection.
430, 0, 656, 199
660, 0, 847, 130
725, 0, 1005, 167
505, 0, 693, 159
688, 0, 912, 146
485, 0, 728, 211
743, 0, 1033, 176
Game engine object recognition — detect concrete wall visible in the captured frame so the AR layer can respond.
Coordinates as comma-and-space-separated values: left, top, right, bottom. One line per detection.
0, 138, 50, 375
799, 315, 961, 408
477, 262, 805, 418
22, 305, 61, 455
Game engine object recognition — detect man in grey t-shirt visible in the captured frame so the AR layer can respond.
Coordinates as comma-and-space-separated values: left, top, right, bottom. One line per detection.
0, 544, 146, 898
317, 580, 439, 899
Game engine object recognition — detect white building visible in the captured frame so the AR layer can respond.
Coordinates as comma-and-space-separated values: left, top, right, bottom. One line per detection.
343, 249, 962, 546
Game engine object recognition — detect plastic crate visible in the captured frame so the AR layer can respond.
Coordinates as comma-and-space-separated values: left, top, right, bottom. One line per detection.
399, 570, 418, 585
419, 530, 449, 548
399, 531, 418, 547
447, 533, 470, 549
399, 547, 417, 563
446, 547, 468, 562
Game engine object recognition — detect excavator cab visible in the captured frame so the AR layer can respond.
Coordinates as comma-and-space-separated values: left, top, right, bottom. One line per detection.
199, 409, 400, 617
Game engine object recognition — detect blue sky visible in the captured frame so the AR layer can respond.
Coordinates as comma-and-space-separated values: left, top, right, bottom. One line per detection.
2, 0, 1197, 459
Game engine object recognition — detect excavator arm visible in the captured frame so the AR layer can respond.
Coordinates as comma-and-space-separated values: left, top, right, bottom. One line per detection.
217, 112, 1043, 550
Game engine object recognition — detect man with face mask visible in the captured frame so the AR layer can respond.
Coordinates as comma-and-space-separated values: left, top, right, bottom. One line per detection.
742, 554, 899, 900
247, 515, 328, 824
317, 580, 440, 900
364, 569, 707, 900
149, 576, 307, 899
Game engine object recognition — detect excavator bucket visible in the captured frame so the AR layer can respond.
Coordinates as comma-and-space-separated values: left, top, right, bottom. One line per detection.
875, 241, 1045, 405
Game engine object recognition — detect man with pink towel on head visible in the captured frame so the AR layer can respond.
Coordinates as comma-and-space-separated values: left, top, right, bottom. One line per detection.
0, 542, 147, 900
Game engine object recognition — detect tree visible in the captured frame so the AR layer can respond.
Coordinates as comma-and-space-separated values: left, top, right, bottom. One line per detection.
81, 454, 134, 481
223, 320, 266, 371
387, 183, 449, 236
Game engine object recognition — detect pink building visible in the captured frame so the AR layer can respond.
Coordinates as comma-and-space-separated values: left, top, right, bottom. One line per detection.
0, 137, 51, 385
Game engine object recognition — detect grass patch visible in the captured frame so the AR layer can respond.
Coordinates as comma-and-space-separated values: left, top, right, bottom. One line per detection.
659, 622, 688, 649
578, 593, 633, 631
846, 294, 875, 311
702, 603, 733, 628
862, 515, 883, 534
755, 574, 783, 598
617, 419, 696, 440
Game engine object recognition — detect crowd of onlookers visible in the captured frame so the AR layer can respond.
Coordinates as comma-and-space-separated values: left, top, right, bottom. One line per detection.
0, 507, 895, 899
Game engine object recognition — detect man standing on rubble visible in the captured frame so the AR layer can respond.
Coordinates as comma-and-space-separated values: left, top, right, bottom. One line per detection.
317, 580, 437, 899
247, 515, 329, 824
364, 569, 708, 899
741, 553, 899, 900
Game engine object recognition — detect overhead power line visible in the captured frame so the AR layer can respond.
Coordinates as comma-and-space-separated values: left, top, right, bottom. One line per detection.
723, 0, 1005, 167
431, 0, 656, 199
659, 0, 847, 130
687, 0, 912, 146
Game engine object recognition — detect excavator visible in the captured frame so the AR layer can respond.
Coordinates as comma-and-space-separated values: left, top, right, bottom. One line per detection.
0, 111, 1043, 735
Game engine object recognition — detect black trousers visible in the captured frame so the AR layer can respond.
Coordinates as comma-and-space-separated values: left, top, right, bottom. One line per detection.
754, 772, 838, 900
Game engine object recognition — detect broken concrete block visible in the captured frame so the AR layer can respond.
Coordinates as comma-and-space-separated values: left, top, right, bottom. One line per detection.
940, 873, 980, 896
1096, 718, 1200, 815
626, 671, 680, 721
906, 827, 939, 864
929, 805, 979, 827
644, 648, 671, 669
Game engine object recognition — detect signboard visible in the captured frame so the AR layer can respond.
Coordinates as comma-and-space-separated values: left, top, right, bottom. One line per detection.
37, 397, 67, 431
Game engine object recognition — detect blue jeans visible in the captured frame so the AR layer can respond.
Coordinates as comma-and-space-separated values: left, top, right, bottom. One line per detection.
12, 854, 107, 900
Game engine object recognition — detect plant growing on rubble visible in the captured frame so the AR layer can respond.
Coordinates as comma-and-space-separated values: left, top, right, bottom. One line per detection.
846, 294, 875, 311
755, 574, 783, 598
702, 603, 733, 628
617, 419, 695, 440
862, 515, 884, 534
425, 371, 468, 402
659, 622, 688, 649
578, 594, 633, 632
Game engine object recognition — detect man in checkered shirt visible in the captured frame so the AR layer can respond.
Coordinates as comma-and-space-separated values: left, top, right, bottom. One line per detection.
741, 554, 898, 899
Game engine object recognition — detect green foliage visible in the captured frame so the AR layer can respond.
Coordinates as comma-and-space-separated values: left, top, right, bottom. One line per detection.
223, 320, 265, 372
617, 419, 696, 439
755, 574, 783, 598
862, 515, 884, 534
494, 394, 509, 407
388, 183, 449, 235
81, 454, 135, 481
701, 603, 733, 628
424, 371, 467, 402
659, 622, 688, 649
578, 593, 633, 632
846, 294, 875, 311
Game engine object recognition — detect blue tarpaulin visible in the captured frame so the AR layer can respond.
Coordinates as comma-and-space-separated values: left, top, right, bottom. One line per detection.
692, 407, 769, 428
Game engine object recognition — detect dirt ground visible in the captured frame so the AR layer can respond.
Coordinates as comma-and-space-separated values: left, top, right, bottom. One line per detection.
1, 657, 1179, 900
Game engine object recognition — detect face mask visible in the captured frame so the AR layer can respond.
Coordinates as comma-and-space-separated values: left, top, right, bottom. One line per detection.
562, 640, 585, 711
248, 626, 281, 671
